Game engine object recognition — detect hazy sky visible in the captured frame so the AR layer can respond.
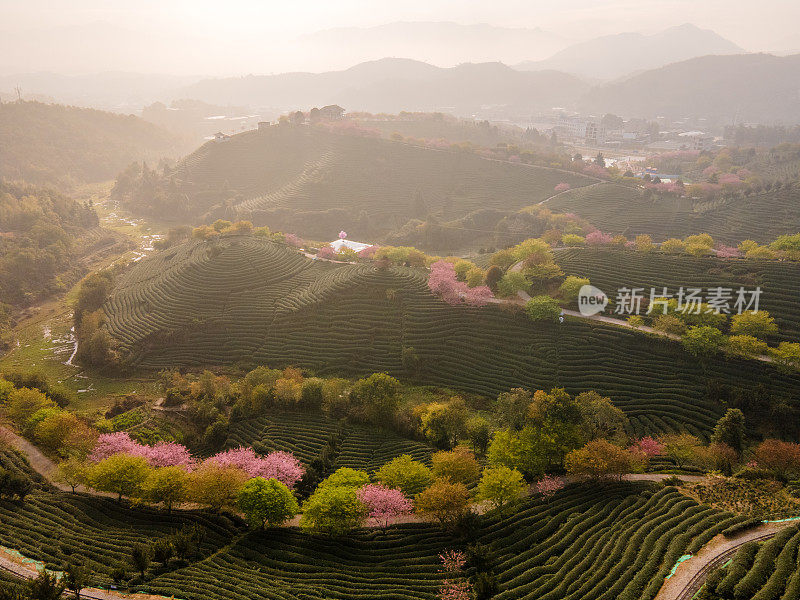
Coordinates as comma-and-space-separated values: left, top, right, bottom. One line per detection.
1, 0, 798, 75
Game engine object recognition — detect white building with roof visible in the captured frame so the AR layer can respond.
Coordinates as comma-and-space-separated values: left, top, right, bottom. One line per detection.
329, 239, 372, 253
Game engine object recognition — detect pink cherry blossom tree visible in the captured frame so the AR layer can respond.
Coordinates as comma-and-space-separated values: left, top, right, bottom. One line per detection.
534, 475, 564, 500
205, 447, 304, 488
585, 230, 613, 246
89, 433, 194, 468
357, 484, 412, 529
317, 246, 337, 260
554, 182, 571, 192
284, 233, 304, 248
428, 260, 494, 307
339, 231, 347, 239
89, 432, 140, 462
438, 550, 467, 574
438, 581, 471, 600
629, 436, 665, 458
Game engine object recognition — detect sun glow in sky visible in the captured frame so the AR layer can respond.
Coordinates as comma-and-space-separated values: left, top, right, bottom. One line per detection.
0, 0, 798, 75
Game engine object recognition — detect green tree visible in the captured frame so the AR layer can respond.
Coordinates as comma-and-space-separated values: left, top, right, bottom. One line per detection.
414, 479, 471, 527
495, 388, 532, 430
575, 390, 628, 441
187, 464, 247, 511
484, 265, 503, 292
771, 342, 800, 373
559, 276, 589, 303
730, 311, 778, 340
496, 272, 528, 298
375, 455, 432, 497
711, 408, 745, 454
88, 454, 150, 502
682, 326, 725, 358
466, 417, 491, 455
661, 434, 701, 469
54, 457, 88, 493
431, 447, 480, 484
724, 335, 768, 359
238, 477, 299, 529
141, 466, 188, 512
565, 440, 634, 480
475, 466, 526, 511
26, 571, 65, 600
5, 387, 53, 425
65, 562, 88, 599
349, 373, 401, 424
317, 467, 370, 491
130, 544, 151, 578
525, 296, 561, 322
418, 397, 469, 448
300, 485, 366, 536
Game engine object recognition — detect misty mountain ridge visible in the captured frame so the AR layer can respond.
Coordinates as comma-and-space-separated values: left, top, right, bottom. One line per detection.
516, 23, 744, 80
299, 21, 567, 67
581, 52, 800, 124
180, 57, 590, 115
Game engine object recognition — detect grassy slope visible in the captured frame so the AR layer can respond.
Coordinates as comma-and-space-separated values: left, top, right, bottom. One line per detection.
555, 248, 800, 342
103, 235, 800, 438
547, 182, 800, 244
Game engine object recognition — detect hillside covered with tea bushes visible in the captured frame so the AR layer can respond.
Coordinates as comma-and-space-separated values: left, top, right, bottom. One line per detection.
102, 235, 800, 438
110, 126, 597, 245
547, 181, 800, 244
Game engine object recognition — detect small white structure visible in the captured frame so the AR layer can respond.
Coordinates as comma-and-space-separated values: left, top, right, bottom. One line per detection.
329, 239, 372, 253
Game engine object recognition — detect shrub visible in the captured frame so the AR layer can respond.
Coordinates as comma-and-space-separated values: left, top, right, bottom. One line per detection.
525, 296, 561, 322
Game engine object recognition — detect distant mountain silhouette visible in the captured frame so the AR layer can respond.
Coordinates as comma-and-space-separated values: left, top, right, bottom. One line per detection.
580, 53, 800, 124
180, 58, 589, 115
300, 21, 565, 67
516, 24, 743, 80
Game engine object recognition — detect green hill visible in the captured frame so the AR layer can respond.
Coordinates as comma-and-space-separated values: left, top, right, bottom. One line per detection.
547, 181, 800, 243
0, 100, 183, 188
555, 248, 800, 342
102, 234, 800, 438
111, 126, 596, 247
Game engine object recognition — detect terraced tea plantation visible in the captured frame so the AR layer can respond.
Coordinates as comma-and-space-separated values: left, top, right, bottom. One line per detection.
226, 410, 433, 470
0, 449, 240, 582
556, 248, 800, 341
104, 235, 800, 437
140, 483, 743, 600
159, 127, 597, 241
700, 525, 800, 599
547, 182, 800, 243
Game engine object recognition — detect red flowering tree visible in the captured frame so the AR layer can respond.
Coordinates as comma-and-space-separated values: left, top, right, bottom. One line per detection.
357, 484, 412, 529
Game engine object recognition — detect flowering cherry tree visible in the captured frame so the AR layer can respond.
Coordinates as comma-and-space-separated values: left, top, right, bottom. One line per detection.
317, 246, 337, 260
438, 581, 471, 600
284, 233, 304, 248
554, 182, 571, 192
630, 436, 665, 458
533, 475, 564, 500
357, 484, 412, 529
438, 550, 467, 574
585, 230, 613, 246
339, 231, 347, 239
206, 447, 304, 488
428, 260, 493, 307
89, 433, 194, 468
